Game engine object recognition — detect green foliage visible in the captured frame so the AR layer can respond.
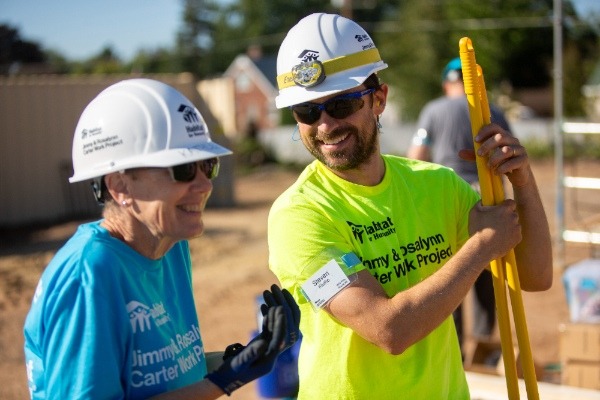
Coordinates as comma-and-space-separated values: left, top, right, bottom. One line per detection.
522, 135, 600, 160
0, 24, 46, 65
561, 8, 600, 118
2, 0, 599, 123
375, 0, 561, 120
127, 48, 179, 74
44, 50, 71, 74
520, 138, 555, 159
563, 134, 600, 160
69, 46, 124, 74
280, 107, 296, 126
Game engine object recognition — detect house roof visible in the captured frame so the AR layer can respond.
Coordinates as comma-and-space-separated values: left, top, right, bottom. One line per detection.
252, 55, 278, 89
224, 53, 278, 98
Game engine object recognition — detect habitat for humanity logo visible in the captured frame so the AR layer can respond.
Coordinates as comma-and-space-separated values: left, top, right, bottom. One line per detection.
347, 216, 396, 244
127, 301, 171, 333
177, 104, 206, 138
298, 49, 319, 63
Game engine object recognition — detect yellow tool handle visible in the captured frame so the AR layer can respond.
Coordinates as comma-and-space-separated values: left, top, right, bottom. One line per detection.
459, 37, 520, 399
460, 37, 540, 399
476, 60, 540, 399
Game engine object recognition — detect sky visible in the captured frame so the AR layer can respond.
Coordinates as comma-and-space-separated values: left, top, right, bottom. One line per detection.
2, 0, 185, 60
2, 0, 599, 62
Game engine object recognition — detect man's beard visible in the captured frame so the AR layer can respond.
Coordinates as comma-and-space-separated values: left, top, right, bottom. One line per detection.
306, 120, 379, 171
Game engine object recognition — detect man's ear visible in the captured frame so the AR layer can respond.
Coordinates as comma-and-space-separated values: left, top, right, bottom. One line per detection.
373, 83, 388, 113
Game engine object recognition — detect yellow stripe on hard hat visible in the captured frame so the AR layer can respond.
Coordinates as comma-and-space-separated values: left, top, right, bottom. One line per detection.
277, 48, 382, 90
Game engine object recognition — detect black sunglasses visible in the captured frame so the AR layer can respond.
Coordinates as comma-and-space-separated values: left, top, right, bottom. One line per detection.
291, 88, 376, 125
168, 158, 220, 182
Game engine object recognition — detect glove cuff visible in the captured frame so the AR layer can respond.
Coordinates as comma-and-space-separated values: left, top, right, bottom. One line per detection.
205, 373, 244, 396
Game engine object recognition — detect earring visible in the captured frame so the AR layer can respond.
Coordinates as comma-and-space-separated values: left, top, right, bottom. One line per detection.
291, 124, 301, 142
121, 200, 128, 206
377, 118, 383, 135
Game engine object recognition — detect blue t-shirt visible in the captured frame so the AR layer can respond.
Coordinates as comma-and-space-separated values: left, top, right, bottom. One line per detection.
23, 221, 207, 399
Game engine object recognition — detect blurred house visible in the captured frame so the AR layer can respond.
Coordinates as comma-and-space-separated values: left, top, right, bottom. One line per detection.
198, 46, 280, 142
0, 73, 234, 228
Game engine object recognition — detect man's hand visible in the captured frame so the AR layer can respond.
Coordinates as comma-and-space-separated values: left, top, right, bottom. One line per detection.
468, 199, 523, 261
261, 284, 301, 351
475, 124, 531, 188
459, 123, 532, 188
205, 305, 286, 395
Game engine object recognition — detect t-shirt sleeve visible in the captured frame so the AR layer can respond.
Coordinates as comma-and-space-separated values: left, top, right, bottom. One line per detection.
490, 105, 512, 134
453, 172, 481, 249
268, 195, 363, 305
41, 256, 129, 399
413, 103, 436, 146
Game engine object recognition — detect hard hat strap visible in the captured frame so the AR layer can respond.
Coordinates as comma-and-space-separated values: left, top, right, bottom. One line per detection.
277, 48, 382, 90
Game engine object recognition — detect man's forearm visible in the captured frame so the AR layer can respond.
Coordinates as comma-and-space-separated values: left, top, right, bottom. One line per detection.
512, 169, 553, 291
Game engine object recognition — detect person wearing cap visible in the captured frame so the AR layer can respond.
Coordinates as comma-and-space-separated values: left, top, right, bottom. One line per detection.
408, 57, 512, 186
407, 58, 513, 352
267, 13, 552, 399
23, 79, 300, 400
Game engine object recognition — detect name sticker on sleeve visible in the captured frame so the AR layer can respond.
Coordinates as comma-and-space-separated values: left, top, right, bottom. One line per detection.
300, 259, 351, 310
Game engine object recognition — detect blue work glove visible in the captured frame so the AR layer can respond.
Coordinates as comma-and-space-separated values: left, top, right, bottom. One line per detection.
205, 305, 286, 395
261, 284, 301, 351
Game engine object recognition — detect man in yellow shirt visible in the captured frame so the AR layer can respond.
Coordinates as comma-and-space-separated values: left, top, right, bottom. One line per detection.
269, 13, 552, 399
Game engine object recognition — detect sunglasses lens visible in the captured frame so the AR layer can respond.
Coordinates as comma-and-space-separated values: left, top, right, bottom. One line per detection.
292, 105, 320, 125
327, 98, 364, 119
291, 88, 373, 124
170, 158, 219, 182
200, 158, 220, 180
171, 162, 197, 182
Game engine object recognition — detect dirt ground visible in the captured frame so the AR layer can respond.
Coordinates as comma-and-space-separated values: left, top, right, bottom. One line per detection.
0, 159, 598, 399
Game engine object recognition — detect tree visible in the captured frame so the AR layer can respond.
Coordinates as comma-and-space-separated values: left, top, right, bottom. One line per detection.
69, 46, 124, 74
195, 0, 595, 119
195, 0, 338, 76
0, 24, 47, 74
174, 0, 397, 78
172, 0, 220, 78
561, 2, 600, 116
128, 48, 179, 74
375, 0, 563, 120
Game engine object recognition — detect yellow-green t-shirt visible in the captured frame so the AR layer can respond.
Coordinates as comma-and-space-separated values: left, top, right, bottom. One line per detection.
268, 155, 479, 400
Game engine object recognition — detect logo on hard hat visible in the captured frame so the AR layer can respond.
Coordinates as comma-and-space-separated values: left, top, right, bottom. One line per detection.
289, 49, 326, 87
81, 127, 102, 139
292, 60, 325, 88
177, 104, 200, 123
298, 49, 320, 63
355, 34, 370, 43
177, 104, 206, 138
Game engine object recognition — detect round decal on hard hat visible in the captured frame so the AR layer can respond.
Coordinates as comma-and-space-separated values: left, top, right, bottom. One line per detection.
292, 60, 326, 88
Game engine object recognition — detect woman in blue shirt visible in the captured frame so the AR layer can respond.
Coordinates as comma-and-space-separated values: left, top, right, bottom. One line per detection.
23, 78, 300, 400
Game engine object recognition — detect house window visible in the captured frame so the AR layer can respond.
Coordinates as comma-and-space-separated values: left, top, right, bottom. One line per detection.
236, 73, 251, 93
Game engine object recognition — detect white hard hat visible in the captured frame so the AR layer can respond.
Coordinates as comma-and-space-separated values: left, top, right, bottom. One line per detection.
275, 13, 388, 108
69, 78, 232, 182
